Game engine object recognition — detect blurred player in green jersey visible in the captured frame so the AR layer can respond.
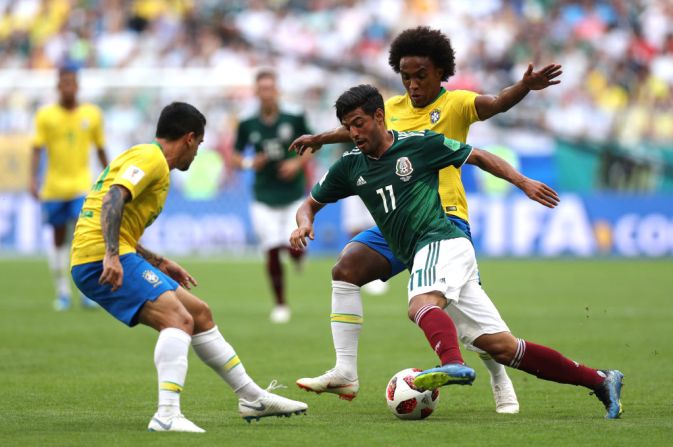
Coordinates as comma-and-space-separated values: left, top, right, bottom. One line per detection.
233, 69, 313, 323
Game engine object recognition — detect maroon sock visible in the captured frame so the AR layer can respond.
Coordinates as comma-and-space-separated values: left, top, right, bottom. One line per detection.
267, 248, 285, 305
414, 305, 463, 365
511, 339, 604, 389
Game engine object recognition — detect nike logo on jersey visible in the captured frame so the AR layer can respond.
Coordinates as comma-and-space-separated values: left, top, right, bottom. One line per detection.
151, 417, 172, 430
240, 402, 266, 411
390, 116, 400, 122
356, 176, 367, 186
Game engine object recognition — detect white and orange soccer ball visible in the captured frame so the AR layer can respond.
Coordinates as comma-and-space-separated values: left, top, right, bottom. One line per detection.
385, 368, 440, 420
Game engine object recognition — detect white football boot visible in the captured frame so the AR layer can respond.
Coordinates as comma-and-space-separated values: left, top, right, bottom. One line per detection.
147, 413, 205, 433
239, 380, 308, 422
492, 376, 520, 414
296, 368, 359, 401
270, 305, 291, 324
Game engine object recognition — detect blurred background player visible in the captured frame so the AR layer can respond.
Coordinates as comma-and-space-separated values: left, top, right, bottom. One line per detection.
290, 26, 561, 414
232, 69, 313, 324
30, 66, 108, 311
70, 102, 308, 432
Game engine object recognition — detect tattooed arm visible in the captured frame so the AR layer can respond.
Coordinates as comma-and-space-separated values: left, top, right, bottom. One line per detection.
136, 243, 166, 268
99, 185, 130, 291
136, 243, 198, 290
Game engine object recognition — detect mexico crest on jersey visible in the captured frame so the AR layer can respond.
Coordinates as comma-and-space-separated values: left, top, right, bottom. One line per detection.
430, 108, 441, 124
395, 157, 413, 182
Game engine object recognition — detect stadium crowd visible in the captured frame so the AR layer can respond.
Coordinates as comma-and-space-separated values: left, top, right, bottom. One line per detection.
1, 0, 672, 182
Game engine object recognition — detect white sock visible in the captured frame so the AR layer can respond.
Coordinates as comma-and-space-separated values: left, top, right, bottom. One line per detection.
330, 281, 362, 380
191, 326, 264, 402
479, 352, 509, 383
49, 245, 71, 297
155, 328, 191, 418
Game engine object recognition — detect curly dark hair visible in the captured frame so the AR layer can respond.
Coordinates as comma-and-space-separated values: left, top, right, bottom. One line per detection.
388, 27, 456, 81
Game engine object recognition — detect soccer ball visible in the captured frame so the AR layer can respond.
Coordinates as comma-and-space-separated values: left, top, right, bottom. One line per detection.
385, 368, 440, 420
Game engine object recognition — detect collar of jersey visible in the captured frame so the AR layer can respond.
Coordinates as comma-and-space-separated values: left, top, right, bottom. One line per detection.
151, 140, 163, 152
366, 131, 397, 160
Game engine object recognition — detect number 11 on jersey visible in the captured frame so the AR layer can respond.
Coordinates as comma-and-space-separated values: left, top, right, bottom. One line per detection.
376, 185, 396, 213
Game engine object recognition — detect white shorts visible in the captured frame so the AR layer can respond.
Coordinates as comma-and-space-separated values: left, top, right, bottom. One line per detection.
250, 199, 303, 250
342, 195, 375, 235
408, 238, 509, 348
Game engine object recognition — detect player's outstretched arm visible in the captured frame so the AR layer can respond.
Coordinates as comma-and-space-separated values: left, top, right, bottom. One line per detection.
474, 63, 562, 120
96, 147, 109, 168
100, 185, 130, 291
289, 126, 351, 156
291, 197, 325, 249
466, 148, 560, 208
137, 244, 197, 290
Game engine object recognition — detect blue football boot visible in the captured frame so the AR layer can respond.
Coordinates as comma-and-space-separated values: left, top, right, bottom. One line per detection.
593, 369, 624, 419
53, 293, 71, 311
414, 363, 476, 390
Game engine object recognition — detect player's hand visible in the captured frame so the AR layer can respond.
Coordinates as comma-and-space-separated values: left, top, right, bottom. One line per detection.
278, 158, 302, 181
290, 225, 314, 250
100, 253, 124, 292
289, 134, 323, 156
252, 153, 269, 171
521, 63, 562, 90
516, 177, 560, 208
159, 259, 198, 290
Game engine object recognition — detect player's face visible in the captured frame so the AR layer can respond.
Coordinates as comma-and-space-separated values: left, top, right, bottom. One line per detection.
399, 56, 443, 108
58, 72, 78, 105
177, 133, 204, 171
341, 108, 386, 156
256, 76, 279, 109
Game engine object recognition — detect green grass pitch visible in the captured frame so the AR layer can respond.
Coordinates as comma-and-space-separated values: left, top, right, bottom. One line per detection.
1, 257, 672, 446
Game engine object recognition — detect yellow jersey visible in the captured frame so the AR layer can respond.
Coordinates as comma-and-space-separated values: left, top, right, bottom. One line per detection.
71, 143, 170, 266
32, 103, 105, 200
385, 88, 479, 221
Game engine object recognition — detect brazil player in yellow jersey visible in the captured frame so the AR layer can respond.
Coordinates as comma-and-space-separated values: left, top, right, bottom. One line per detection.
31, 67, 109, 311
291, 27, 560, 413
70, 103, 307, 432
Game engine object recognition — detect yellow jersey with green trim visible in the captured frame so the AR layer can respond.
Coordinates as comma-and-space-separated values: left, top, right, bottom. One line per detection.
71, 143, 170, 266
385, 89, 479, 221
32, 103, 105, 200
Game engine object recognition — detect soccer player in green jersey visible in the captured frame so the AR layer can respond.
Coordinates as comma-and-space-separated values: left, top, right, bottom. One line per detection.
292, 27, 562, 413
233, 69, 312, 323
291, 85, 624, 419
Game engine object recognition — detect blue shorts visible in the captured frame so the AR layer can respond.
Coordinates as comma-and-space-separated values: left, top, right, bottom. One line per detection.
71, 253, 179, 327
42, 196, 85, 227
350, 215, 472, 281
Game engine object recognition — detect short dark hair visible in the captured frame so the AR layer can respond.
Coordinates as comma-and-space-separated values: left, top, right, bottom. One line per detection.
388, 26, 456, 81
255, 68, 276, 83
58, 65, 78, 79
155, 102, 206, 140
335, 84, 384, 122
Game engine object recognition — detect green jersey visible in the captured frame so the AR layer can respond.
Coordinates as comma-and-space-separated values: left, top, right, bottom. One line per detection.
235, 111, 310, 205
312, 130, 472, 268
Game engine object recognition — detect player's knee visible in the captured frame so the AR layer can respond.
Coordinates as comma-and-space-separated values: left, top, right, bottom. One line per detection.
331, 260, 360, 284
192, 300, 214, 332
477, 333, 517, 364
